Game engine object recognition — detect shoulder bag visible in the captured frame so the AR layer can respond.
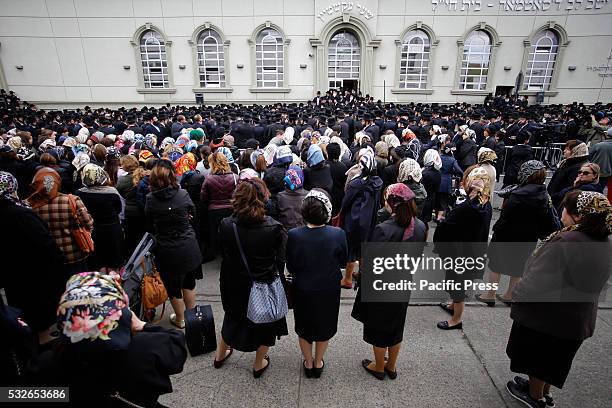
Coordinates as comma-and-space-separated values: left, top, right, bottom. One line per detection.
67, 194, 94, 254
232, 222, 288, 324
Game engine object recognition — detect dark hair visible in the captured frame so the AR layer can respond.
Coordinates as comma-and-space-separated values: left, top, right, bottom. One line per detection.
92, 144, 107, 163
393, 200, 418, 227
40, 152, 57, 166
561, 190, 610, 239
516, 132, 530, 144
150, 159, 178, 191
239, 148, 254, 169
564, 139, 580, 151
104, 156, 120, 186
301, 191, 330, 225
327, 142, 341, 161
232, 178, 269, 223
526, 168, 547, 185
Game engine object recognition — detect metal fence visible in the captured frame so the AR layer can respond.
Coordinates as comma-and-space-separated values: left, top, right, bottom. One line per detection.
500, 143, 565, 174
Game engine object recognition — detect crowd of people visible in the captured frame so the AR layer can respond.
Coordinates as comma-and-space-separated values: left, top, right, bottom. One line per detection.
1, 87, 611, 408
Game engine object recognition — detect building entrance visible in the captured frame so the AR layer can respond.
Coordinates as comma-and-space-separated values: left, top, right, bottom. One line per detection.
327, 30, 360, 91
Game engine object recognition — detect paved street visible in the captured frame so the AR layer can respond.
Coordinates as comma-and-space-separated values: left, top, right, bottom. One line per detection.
157, 259, 612, 408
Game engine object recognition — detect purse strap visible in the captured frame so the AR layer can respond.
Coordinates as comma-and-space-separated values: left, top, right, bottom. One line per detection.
232, 222, 253, 282
67, 194, 82, 228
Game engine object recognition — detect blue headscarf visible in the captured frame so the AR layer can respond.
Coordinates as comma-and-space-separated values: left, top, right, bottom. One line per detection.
307, 144, 324, 167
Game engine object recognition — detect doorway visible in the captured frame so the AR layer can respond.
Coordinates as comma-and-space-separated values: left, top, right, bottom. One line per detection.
495, 86, 514, 97
342, 79, 359, 92
327, 30, 360, 91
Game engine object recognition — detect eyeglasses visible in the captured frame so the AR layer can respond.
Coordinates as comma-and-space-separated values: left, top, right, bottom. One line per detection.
578, 171, 593, 176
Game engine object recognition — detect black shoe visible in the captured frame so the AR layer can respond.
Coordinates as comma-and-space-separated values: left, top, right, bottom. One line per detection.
313, 360, 325, 378
361, 359, 385, 380
506, 380, 547, 408
303, 360, 314, 378
384, 366, 397, 380
475, 294, 496, 307
513, 377, 555, 408
438, 302, 454, 316
253, 355, 270, 379
436, 320, 463, 330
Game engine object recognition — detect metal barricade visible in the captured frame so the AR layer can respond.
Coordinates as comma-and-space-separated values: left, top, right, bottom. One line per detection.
500, 144, 564, 174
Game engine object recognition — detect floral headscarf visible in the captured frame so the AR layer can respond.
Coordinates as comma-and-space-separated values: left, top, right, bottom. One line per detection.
138, 149, 154, 164
423, 149, 442, 170
27, 167, 61, 209
558, 142, 589, 169
160, 137, 175, 150
175, 135, 190, 149
57, 272, 131, 349
239, 168, 259, 181
305, 189, 332, 223
386, 183, 416, 240
518, 160, 546, 185
72, 144, 90, 157
62, 137, 77, 148
466, 167, 491, 205
398, 158, 422, 183
81, 163, 109, 187
375, 141, 389, 158
217, 146, 234, 164
38, 138, 56, 152
144, 134, 157, 151
0, 171, 29, 208
175, 152, 197, 176
184, 140, 198, 153
477, 147, 498, 165
134, 134, 145, 144
106, 146, 120, 159
284, 166, 304, 191
17, 147, 35, 161
7, 136, 22, 150
72, 152, 90, 172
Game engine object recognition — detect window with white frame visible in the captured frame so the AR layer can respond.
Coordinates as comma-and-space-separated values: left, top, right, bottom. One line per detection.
197, 28, 226, 88
255, 28, 284, 88
459, 30, 492, 91
327, 31, 360, 89
139, 30, 169, 88
399, 30, 430, 89
524, 30, 559, 91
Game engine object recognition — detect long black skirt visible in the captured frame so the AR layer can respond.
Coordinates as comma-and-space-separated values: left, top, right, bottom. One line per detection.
506, 321, 583, 389
207, 208, 233, 256
293, 287, 340, 343
221, 313, 288, 353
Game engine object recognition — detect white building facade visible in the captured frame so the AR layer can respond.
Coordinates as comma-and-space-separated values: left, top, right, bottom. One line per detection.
0, 0, 610, 106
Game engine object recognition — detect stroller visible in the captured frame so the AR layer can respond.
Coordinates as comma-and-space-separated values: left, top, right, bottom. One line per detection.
120, 232, 156, 320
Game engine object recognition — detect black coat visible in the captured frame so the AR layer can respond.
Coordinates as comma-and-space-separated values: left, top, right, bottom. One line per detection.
547, 155, 589, 205
503, 144, 534, 186
328, 160, 347, 215
0, 202, 66, 332
420, 166, 441, 223
303, 163, 333, 195
456, 139, 478, 169
145, 187, 202, 276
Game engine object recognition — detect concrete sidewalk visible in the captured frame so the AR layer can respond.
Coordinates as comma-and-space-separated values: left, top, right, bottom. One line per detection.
158, 267, 612, 408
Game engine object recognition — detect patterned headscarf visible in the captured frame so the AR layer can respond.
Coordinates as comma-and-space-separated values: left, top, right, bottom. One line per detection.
251, 149, 264, 168
558, 142, 589, 169
16, 147, 35, 161
0, 171, 29, 208
359, 150, 376, 176
62, 137, 77, 148
284, 166, 304, 191
175, 152, 197, 176
264, 144, 278, 166
72, 144, 90, 157
134, 134, 145, 144
81, 163, 109, 187
398, 158, 422, 183
167, 149, 182, 163
239, 168, 259, 181
466, 167, 491, 205
7, 136, 22, 150
57, 272, 131, 349
175, 135, 190, 150
160, 137, 175, 150
38, 138, 56, 152
305, 189, 332, 223
72, 152, 90, 172
375, 141, 389, 158
478, 147, 498, 164
122, 130, 135, 143
423, 149, 442, 170
184, 140, 198, 153
386, 183, 416, 241
144, 134, 157, 151
27, 167, 61, 209
106, 146, 120, 159
51, 146, 66, 161
518, 160, 546, 185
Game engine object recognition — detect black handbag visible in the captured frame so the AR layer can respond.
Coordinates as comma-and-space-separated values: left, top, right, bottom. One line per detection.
184, 305, 217, 356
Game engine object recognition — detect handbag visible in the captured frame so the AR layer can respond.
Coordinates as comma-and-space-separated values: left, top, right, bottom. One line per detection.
331, 211, 343, 228
232, 222, 288, 324
67, 194, 94, 253
141, 264, 167, 321
184, 304, 217, 356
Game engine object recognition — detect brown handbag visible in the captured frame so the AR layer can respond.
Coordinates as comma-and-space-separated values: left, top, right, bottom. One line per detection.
141, 261, 168, 317
67, 194, 94, 254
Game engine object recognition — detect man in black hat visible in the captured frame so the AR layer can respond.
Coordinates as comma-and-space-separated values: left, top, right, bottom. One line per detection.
469, 112, 485, 145
362, 112, 380, 144
382, 110, 398, 133
126, 114, 143, 135
143, 113, 163, 139
263, 113, 284, 146
336, 111, 350, 143
232, 114, 255, 149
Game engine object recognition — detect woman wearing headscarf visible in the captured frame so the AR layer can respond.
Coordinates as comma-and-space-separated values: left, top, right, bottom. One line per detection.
276, 166, 309, 230
374, 141, 389, 170
103, 146, 121, 187
339, 151, 383, 289
27, 167, 94, 276
352, 183, 427, 380
0, 171, 66, 343
146, 160, 202, 329
303, 144, 333, 195
214, 178, 288, 378
477, 147, 498, 192
551, 162, 603, 209
117, 154, 144, 257
217, 146, 239, 174
420, 149, 442, 225
71, 149, 90, 192
200, 152, 238, 258
436, 142, 463, 222
455, 128, 479, 170
31, 272, 187, 407
286, 189, 348, 378
75, 163, 124, 271
505, 191, 612, 408
478, 161, 560, 306
548, 140, 590, 202
397, 158, 427, 217
433, 167, 492, 330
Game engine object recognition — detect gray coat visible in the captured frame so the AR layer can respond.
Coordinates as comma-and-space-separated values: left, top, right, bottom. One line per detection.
277, 188, 309, 230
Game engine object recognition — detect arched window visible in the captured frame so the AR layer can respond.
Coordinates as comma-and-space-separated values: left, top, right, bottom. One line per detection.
524, 30, 559, 91
328, 31, 360, 89
459, 30, 491, 91
255, 28, 284, 88
139, 30, 169, 89
197, 28, 226, 88
399, 30, 430, 89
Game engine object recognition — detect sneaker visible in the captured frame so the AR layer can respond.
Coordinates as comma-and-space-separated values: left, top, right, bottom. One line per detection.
506, 380, 547, 408
513, 377, 555, 408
